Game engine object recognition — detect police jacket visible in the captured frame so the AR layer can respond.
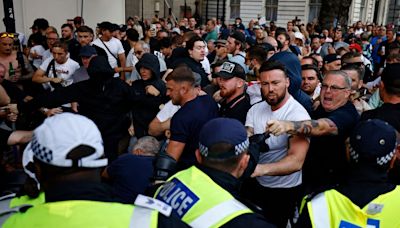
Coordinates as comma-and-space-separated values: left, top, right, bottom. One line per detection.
0, 181, 189, 228
296, 164, 398, 227
155, 165, 275, 228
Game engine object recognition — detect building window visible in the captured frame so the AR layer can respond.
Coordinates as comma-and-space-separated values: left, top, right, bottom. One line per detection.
265, 0, 278, 21
230, 0, 241, 19
360, 0, 366, 21
308, 0, 322, 22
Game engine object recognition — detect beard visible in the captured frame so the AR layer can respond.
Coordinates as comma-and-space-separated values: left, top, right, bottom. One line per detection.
220, 86, 235, 99
262, 90, 286, 107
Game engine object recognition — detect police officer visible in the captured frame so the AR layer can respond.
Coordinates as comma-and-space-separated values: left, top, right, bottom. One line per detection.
0, 113, 188, 228
297, 119, 400, 227
154, 118, 275, 227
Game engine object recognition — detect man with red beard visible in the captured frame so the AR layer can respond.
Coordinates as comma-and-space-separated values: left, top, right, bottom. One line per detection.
216, 61, 250, 124
244, 61, 310, 228
267, 70, 359, 194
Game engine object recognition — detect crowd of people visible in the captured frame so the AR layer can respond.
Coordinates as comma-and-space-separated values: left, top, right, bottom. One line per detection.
0, 13, 399, 227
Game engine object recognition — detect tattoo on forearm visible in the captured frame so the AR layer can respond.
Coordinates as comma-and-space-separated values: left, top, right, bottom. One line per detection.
291, 120, 319, 136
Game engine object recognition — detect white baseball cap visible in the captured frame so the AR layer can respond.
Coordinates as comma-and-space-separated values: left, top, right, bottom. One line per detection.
294, 32, 305, 42
23, 113, 107, 168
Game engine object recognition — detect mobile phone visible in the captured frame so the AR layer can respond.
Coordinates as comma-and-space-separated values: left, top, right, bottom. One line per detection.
150, 24, 157, 37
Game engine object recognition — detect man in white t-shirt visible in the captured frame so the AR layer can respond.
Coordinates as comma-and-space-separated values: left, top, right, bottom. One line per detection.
244, 61, 310, 228
32, 41, 80, 112
92, 21, 125, 79
33, 41, 79, 91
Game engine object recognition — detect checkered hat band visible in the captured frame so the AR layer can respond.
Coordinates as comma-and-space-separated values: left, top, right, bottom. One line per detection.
31, 135, 53, 163
349, 145, 396, 166
199, 139, 249, 158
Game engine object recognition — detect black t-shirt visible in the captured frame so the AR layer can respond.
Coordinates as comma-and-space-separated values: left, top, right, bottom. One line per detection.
170, 95, 219, 169
360, 103, 400, 131
107, 154, 154, 204
303, 102, 359, 192
219, 93, 251, 124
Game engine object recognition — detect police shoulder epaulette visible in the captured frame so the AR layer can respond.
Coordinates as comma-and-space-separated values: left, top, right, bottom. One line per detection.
134, 194, 172, 217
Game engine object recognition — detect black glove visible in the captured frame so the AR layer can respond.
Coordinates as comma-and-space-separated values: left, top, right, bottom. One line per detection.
153, 153, 177, 181
241, 133, 270, 180
249, 133, 270, 152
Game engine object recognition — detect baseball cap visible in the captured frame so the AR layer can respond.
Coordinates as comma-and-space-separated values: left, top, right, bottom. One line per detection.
97, 21, 117, 32
294, 32, 305, 42
30, 18, 49, 30
229, 31, 246, 43
199, 118, 249, 159
215, 61, 246, 80
381, 63, 400, 91
214, 39, 227, 46
349, 43, 362, 53
323, 54, 341, 64
79, 45, 97, 57
349, 119, 397, 166
23, 113, 107, 168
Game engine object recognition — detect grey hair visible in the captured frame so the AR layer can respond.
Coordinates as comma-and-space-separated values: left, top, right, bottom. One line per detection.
325, 70, 352, 89
133, 136, 160, 155
137, 40, 150, 53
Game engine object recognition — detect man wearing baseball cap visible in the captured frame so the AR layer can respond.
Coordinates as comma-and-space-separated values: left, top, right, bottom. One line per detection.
0, 113, 189, 227
70, 45, 97, 83
322, 54, 342, 73
155, 118, 274, 227
215, 61, 251, 124
227, 31, 248, 72
298, 119, 400, 227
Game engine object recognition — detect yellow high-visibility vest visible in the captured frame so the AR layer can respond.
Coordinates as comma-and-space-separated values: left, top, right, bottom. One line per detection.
155, 166, 252, 228
307, 186, 400, 228
2, 200, 159, 228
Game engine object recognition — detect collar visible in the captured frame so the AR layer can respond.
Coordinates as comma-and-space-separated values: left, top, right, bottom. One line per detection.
220, 92, 247, 109
45, 181, 114, 203
197, 165, 241, 197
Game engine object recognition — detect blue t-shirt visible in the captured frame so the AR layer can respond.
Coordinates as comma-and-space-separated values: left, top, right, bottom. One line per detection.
170, 95, 219, 169
107, 154, 154, 203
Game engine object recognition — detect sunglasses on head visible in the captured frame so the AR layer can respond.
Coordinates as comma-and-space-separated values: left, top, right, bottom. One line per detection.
0, 33, 14, 38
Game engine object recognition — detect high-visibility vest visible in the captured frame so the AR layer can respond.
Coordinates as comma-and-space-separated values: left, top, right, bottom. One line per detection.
307, 186, 400, 228
1, 200, 159, 228
154, 166, 252, 228
0, 192, 45, 216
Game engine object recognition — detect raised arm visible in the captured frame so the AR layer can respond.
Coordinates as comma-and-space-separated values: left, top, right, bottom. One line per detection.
267, 118, 338, 137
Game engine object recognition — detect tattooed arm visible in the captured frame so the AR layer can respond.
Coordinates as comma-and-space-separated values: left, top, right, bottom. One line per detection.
267, 118, 338, 137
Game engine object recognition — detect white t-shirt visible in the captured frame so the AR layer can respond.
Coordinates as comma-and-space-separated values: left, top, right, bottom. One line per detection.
30, 45, 46, 69
125, 48, 139, 81
246, 82, 262, 105
156, 100, 180, 122
92, 37, 124, 77
39, 57, 80, 91
201, 57, 211, 74
41, 49, 52, 62
245, 96, 311, 188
